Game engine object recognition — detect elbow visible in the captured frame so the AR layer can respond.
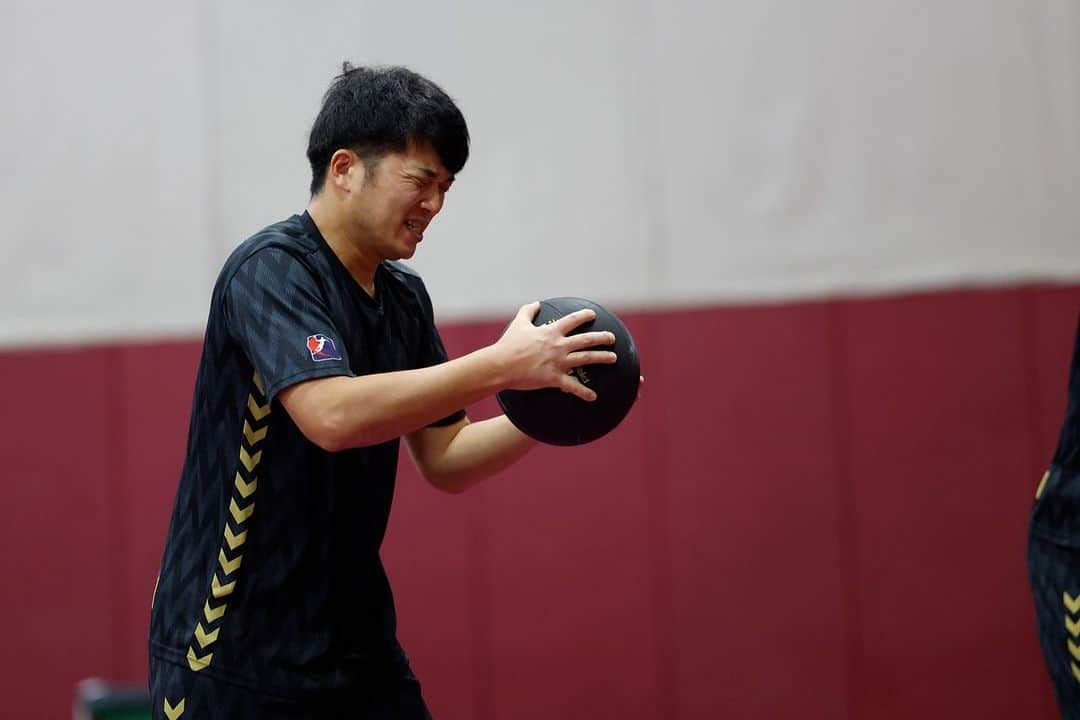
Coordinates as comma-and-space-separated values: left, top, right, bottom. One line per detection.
421, 468, 472, 495
305, 412, 393, 452
313, 432, 348, 454
280, 376, 388, 452
303, 424, 349, 453
435, 478, 471, 495
298, 405, 356, 453
306, 422, 395, 452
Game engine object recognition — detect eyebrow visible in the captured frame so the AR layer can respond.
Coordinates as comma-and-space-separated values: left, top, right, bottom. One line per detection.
412, 166, 454, 183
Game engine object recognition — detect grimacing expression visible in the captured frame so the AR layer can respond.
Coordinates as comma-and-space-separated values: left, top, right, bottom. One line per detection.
345, 143, 454, 261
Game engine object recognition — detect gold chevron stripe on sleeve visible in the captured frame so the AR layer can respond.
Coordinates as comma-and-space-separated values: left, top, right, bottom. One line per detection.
239, 446, 263, 472
194, 622, 220, 649
204, 599, 226, 622
164, 698, 185, 720
211, 574, 236, 599
248, 394, 270, 421
1073, 661, 1080, 683
1069, 639, 1080, 663
243, 420, 268, 446
219, 549, 242, 575
234, 472, 257, 499
1036, 470, 1050, 500
1067, 615, 1080, 638
224, 523, 248, 550
230, 498, 255, 524
187, 647, 212, 672
1066, 591, 1080, 616
253, 372, 265, 395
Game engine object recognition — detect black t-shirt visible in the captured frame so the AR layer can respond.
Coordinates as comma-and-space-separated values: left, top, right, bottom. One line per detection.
1033, 312, 1080, 545
149, 211, 464, 698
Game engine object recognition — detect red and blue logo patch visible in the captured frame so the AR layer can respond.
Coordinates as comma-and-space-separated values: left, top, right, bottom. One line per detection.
306, 333, 342, 362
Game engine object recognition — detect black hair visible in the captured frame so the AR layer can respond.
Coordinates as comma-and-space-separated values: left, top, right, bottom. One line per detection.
306, 63, 470, 195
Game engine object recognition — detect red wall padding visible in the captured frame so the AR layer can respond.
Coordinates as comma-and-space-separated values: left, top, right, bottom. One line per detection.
0, 349, 118, 717
0, 285, 1076, 719
657, 303, 851, 718
833, 290, 1051, 718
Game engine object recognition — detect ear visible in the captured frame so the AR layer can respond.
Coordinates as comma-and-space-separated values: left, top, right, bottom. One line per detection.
328, 149, 364, 191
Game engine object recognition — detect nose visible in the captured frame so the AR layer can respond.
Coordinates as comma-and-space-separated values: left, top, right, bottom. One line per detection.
420, 186, 445, 216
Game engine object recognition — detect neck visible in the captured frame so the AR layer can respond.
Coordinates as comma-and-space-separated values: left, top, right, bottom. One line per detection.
306, 196, 379, 296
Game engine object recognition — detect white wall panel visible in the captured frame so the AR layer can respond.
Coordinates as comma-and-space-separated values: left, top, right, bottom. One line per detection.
651, 0, 1080, 302
3, 0, 1080, 345
1, 1, 214, 346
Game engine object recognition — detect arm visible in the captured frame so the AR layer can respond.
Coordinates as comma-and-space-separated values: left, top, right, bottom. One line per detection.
278, 303, 617, 452
405, 374, 646, 493
279, 345, 504, 451
405, 415, 536, 494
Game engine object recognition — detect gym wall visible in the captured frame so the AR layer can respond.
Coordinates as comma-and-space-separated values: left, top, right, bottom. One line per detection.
3, 1, 1079, 718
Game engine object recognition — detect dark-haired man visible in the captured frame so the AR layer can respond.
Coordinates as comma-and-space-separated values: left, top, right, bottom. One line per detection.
147, 64, 619, 719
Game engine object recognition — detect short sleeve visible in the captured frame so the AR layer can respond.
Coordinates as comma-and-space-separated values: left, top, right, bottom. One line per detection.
225, 248, 353, 402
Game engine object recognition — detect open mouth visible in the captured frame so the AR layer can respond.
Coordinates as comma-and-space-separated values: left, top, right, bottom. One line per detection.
404, 219, 424, 241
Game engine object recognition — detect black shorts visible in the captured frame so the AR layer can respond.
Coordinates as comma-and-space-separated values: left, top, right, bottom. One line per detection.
148, 655, 433, 720
1029, 530, 1080, 719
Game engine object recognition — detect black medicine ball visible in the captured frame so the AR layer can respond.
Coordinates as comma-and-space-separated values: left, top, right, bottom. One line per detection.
497, 297, 641, 446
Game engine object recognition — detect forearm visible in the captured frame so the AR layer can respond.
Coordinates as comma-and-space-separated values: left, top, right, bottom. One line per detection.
426, 415, 536, 493
285, 346, 508, 450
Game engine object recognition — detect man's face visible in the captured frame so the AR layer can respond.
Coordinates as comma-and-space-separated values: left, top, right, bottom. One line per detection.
345, 141, 454, 261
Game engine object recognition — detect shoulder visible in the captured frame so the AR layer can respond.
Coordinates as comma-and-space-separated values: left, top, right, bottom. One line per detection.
218, 216, 321, 287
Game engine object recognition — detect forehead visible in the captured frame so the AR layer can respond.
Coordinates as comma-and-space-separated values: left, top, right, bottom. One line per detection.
394, 141, 453, 181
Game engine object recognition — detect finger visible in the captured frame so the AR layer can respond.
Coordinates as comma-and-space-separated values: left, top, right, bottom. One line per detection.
565, 350, 617, 367
552, 308, 597, 333
565, 330, 616, 351
516, 301, 541, 323
559, 373, 597, 402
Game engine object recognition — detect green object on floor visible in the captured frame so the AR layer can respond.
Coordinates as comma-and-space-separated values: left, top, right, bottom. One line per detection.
75, 679, 151, 720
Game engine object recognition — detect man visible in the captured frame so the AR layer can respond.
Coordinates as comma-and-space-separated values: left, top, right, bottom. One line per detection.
1030, 311, 1080, 719
148, 63, 620, 719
